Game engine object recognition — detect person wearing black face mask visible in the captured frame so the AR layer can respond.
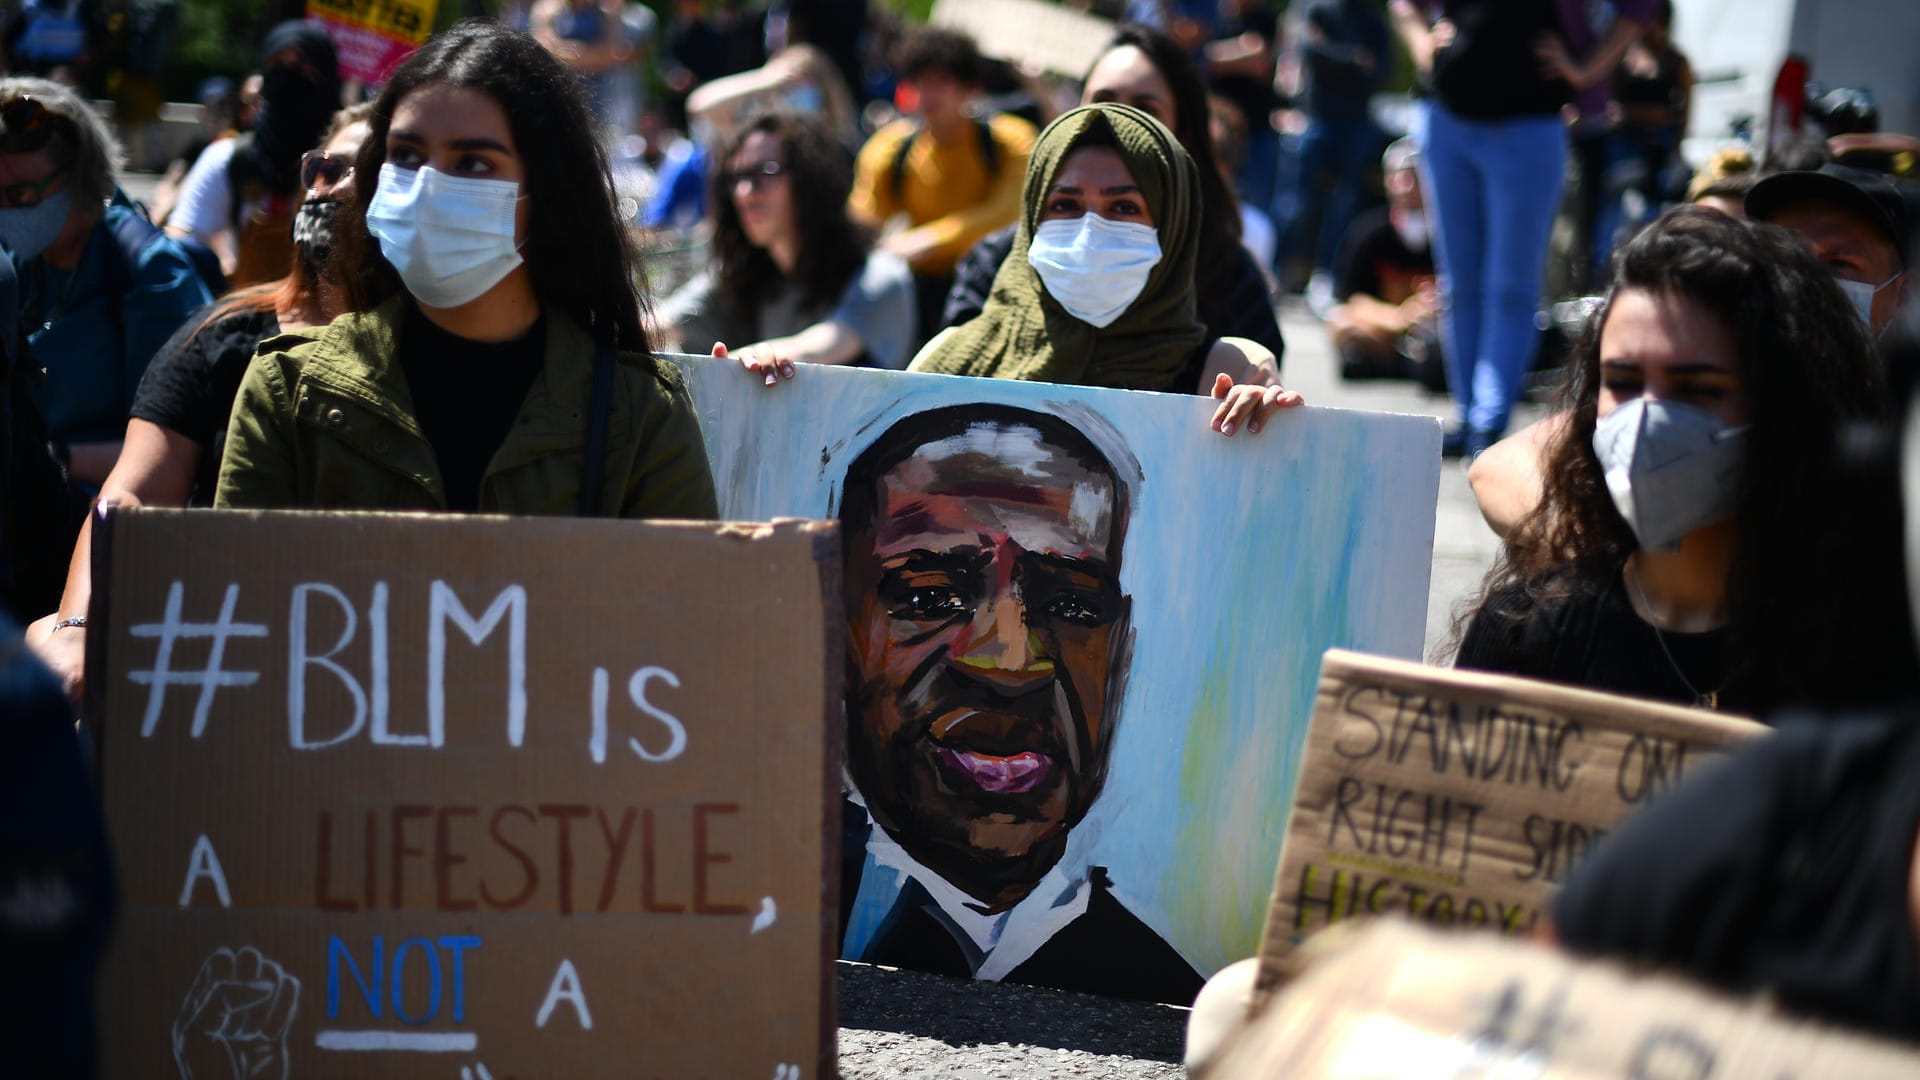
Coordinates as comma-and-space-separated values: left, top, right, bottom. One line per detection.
24, 105, 371, 708
163, 19, 341, 288
1454, 207, 1918, 716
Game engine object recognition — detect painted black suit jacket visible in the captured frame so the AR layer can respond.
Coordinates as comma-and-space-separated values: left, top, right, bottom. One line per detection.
839, 800, 1206, 1005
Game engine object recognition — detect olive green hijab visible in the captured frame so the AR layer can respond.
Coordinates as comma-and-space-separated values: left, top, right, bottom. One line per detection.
913, 103, 1207, 389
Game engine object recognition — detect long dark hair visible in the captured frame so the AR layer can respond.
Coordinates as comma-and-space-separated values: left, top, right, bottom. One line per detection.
335, 20, 651, 350
1091, 25, 1243, 283
1469, 206, 1909, 710
709, 110, 870, 317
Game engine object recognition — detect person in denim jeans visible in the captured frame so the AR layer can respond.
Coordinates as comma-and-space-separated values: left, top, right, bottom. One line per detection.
1272, 0, 1388, 305
1391, 0, 1654, 458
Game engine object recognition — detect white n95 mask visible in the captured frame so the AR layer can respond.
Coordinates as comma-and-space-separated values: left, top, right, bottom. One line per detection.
1592, 397, 1749, 553
1026, 214, 1162, 328
366, 163, 523, 309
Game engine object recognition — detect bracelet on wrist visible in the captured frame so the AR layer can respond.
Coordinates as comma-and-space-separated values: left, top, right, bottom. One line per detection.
48, 615, 87, 636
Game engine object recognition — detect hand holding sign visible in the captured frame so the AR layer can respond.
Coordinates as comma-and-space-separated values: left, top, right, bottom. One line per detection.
171, 946, 300, 1080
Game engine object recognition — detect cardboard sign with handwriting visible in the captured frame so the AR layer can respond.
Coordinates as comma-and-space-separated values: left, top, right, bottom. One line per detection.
1216, 921, 1920, 1080
90, 509, 840, 1080
1255, 650, 1766, 999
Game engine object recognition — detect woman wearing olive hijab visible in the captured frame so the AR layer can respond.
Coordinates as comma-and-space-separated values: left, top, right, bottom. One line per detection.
906, 103, 1297, 436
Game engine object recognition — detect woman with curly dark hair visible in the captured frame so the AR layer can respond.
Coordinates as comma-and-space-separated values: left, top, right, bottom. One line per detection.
662, 110, 916, 372
215, 20, 715, 519
1456, 206, 1915, 714
938, 23, 1284, 362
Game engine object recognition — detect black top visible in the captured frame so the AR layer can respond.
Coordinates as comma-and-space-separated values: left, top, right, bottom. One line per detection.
1428, 0, 1571, 120
397, 303, 546, 513
1209, 9, 1281, 128
1457, 577, 1730, 708
1554, 709, 1920, 1042
131, 305, 281, 504
1334, 208, 1434, 303
1298, 0, 1390, 122
941, 225, 1286, 368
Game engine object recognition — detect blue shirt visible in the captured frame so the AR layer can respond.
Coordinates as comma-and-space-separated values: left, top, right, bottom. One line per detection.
21, 199, 216, 444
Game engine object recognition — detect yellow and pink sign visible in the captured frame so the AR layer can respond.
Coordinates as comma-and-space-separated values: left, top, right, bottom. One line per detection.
306, 0, 438, 86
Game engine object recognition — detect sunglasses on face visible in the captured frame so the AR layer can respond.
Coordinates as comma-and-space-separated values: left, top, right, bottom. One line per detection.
0, 96, 64, 155
299, 150, 354, 190
0, 166, 68, 210
727, 160, 786, 193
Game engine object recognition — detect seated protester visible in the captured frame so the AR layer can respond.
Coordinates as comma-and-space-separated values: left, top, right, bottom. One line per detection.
163, 20, 340, 287
0, 77, 218, 488
848, 27, 1036, 344
1539, 293, 1920, 1051
891, 103, 1296, 438
25, 105, 371, 704
1746, 162, 1913, 337
942, 24, 1285, 363
214, 21, 716, 520
658, 110, 916, 371
1325, 137, 1440, 384
1456, 207, 1916, 714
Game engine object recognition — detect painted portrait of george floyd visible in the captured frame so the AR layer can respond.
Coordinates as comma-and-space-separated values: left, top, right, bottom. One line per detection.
668, 359, 1440, 1004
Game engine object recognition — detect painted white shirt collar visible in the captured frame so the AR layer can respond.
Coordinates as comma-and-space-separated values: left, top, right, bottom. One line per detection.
844, 789, 1093, 981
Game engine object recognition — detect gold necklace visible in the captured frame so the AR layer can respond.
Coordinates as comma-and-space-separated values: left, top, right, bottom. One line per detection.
1626, 562, 1724, 709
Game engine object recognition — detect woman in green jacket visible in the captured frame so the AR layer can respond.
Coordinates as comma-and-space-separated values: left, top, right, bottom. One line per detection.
215, 20, 717, 519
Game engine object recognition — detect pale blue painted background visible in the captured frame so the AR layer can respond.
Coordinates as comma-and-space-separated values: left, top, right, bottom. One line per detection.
667, 355, 1442, 975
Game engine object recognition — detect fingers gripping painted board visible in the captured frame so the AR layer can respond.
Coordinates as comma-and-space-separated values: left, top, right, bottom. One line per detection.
91, 510, 841, 1079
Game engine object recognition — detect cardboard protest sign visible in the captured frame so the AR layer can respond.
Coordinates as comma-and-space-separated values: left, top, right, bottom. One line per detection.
931, 0, 1115, 77
1255, 650, 1767, 999
1212, 920, 1920, 1079
665, 356, 1440, 999
90, 509, 840, 1079
306, 0, 437, 85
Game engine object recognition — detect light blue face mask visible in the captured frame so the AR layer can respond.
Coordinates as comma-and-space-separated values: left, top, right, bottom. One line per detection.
0, 184, 72, 262
365, 163, 523, 310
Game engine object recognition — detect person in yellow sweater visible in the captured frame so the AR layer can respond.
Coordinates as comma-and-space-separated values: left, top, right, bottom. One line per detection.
850, 27, 1036, 342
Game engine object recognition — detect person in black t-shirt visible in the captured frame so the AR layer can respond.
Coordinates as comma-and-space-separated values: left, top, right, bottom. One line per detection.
1326, 138, 1440, 384
23, 106, 371, 705
1549, 301, 1920, 1043
1455, 207, 1916, 715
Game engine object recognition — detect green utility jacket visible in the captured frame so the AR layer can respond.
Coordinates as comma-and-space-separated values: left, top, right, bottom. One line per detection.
213, 297, 718, 518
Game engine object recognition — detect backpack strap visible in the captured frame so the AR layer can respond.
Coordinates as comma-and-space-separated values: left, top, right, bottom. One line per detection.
98, 195, 227, 331
888, 123, 918, 206
577, 336, 616, 517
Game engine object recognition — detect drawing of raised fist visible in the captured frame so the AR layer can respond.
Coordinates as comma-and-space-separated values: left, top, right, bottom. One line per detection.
172, 946, 300, 1080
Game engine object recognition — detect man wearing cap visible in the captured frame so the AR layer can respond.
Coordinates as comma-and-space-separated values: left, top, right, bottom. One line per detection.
1746, 162, 1913, 335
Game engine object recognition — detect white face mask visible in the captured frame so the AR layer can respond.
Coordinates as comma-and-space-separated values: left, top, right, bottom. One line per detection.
1026, 213, 1162, 328
1592, 397, 1749, 553
1835, 269, 1902, 328
366, 163, 524, 310
1390, 209, 1429, 251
